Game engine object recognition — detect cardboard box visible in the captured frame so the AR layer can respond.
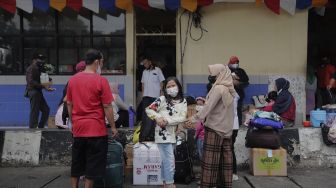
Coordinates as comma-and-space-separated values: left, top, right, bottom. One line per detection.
48, 116, 57, 128
133, 142, 163, 185
250, 147, 287, 176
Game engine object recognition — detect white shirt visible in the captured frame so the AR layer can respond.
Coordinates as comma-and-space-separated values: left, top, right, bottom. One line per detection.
141, 67, 165, 98
233, 94, 240, 130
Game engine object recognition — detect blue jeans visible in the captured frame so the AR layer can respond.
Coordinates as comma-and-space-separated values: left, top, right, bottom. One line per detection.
157, 143, 175, 184
197, 139, 204, 160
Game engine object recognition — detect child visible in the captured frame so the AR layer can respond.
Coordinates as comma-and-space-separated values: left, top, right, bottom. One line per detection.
262, 91, 278, 112
195, 97, 205, 160
146, 77, 187, 188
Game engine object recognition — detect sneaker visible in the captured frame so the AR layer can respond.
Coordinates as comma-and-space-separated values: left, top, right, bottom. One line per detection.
233, 174, 239, 181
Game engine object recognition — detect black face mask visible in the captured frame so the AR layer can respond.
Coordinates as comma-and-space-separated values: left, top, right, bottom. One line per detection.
208, 75, 217, 84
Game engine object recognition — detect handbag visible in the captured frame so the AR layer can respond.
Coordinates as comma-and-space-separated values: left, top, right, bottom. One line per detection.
252, 95, 267, 108
245, 127, 281, 149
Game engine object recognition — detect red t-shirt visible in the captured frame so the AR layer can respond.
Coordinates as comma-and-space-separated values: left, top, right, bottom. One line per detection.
67, 72, 113, 137
317, 64, 336, 88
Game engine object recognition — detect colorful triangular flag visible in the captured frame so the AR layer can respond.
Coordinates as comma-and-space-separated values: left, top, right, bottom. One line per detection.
148, 0, 165, 10
83, 0, 99, 13
181, 0, 197, 12
0, 0, 16, 14
50, 0, 67, 12
33, 0, 50, 12
67, 0, 82, 12
296, 0, 312, 9
133, 0, 150, 10
17, 0, 33, 13
280, 0, 296, 15
265, 0, 280, 14
116, 0, 132, 12
198, 0, 213, 6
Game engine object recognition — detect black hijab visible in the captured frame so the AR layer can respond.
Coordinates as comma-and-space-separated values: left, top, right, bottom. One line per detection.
273, 78, 292, 115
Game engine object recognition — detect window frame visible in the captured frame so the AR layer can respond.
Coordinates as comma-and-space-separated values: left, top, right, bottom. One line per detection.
0, 9, 126, 75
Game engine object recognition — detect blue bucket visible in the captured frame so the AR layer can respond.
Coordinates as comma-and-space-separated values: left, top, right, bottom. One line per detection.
310, 109, 326, 128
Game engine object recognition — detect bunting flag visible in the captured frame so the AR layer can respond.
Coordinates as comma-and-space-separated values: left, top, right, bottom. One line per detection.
312, 0, 328, 7
100, 0, 116, 12
33, 0, 50, 11
214, 0, 254, 2
280, 0, 296, 15
148, 0, 165, 10
83, 0, 99, 13
256, 0, 263, 6
0, 0, 16, 14
17, 0, 34, 13
115, 0, 132, 12
133, 0, 150, 10
181, 0, 197, 12
50, 0, 66, 11
198, 0, 213, 6
165, 0, 180, 10
67, 0, 82, 12
296, 0, 312, 9
265, 0, 280, 14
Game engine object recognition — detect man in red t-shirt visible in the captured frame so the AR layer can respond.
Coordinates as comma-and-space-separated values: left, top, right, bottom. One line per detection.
67, 49, 117, 188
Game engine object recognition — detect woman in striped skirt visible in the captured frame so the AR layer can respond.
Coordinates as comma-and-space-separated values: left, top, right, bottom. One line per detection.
187, 64, 236, 188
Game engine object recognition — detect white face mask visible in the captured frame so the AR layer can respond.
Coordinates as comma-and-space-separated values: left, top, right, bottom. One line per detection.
195, 105, 204, 112
229, 64, 239, 69
166, 86, 179, 97
96, 62, 102, 75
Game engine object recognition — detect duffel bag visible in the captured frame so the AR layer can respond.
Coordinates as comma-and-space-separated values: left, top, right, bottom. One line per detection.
245, 127, 281, 149
250, 118, 284, 130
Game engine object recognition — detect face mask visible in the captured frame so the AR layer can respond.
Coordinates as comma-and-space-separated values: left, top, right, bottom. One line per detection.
195, 105, 204, 112
166, 86, 179, 97
96, 62, 102, 75
208, 75, 217, 84
229, 64, 239, 69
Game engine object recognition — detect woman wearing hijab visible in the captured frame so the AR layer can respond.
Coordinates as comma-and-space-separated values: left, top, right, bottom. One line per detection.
273, 78, 296, 127
187, 64, 235, 188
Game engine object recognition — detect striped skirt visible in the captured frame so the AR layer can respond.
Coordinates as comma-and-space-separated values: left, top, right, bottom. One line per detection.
200, 128, 233, 188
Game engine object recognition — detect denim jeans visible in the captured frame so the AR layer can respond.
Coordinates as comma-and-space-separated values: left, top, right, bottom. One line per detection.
197, 139, 204, 160
157, 143, 175, 184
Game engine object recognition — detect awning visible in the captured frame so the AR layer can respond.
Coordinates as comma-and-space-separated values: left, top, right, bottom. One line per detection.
0, 0, 330, 15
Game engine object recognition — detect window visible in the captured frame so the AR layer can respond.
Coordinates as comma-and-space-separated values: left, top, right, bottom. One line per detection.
0, 9, 126, 75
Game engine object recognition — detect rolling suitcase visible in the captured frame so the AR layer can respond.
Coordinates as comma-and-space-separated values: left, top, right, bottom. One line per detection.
94, 139, 124, 188
174, 133, 194, 184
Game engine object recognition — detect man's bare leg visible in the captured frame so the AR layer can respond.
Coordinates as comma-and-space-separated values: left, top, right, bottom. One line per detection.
71, 177, 79, 188
84, 179, 94, 188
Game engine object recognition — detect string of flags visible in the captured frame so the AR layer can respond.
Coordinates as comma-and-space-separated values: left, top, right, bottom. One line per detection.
0, 0, 329, 16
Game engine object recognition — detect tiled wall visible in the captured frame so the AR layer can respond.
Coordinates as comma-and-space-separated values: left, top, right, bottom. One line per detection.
0, 84, 124, 127
186, 83, 269, 104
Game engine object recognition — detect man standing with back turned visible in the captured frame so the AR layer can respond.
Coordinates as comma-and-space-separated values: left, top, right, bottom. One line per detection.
67, 49, 118, 188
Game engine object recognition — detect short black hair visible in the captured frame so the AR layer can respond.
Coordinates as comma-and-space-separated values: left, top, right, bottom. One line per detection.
85, 49, 103, 65
266, 91, 278, 102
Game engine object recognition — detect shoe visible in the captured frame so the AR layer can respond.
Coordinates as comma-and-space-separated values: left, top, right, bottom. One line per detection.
197, 180, 201, 185
233, 174, 239, 181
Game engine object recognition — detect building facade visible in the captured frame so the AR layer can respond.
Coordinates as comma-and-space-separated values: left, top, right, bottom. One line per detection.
0, 3, 308, 126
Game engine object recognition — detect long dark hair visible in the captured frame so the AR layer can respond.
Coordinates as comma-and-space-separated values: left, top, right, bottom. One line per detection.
163, 77, 184, 104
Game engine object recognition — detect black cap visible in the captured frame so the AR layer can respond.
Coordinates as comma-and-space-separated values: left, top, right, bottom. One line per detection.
32, 52, 46, 60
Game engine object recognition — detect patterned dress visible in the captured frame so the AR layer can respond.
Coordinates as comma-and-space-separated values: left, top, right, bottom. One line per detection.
145, 96, 187, 144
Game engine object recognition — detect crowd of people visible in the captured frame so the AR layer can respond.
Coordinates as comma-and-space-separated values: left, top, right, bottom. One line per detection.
25, 49, 296, 188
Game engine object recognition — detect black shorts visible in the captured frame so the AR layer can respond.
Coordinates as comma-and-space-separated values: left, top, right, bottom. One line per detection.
71, 136, 108, 179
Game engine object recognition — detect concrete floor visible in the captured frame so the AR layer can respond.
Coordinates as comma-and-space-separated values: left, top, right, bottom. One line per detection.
0, 166, 336, 188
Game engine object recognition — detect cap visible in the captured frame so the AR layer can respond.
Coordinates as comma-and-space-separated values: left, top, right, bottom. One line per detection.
75, 61, 86, 72
32, 52, 46, 60
228, 56, 239, 64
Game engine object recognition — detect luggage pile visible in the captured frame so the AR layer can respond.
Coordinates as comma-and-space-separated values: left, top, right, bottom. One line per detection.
245, 111, 287, 176
245, 111, 284, 149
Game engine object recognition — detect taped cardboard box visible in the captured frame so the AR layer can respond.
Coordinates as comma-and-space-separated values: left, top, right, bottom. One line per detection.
250, 147, 287, 176
133, 142, 163, 185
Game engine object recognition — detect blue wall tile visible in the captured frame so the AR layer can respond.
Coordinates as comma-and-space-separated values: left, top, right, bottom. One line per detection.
0, 84, 125, 127
186, 83, 269, 105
